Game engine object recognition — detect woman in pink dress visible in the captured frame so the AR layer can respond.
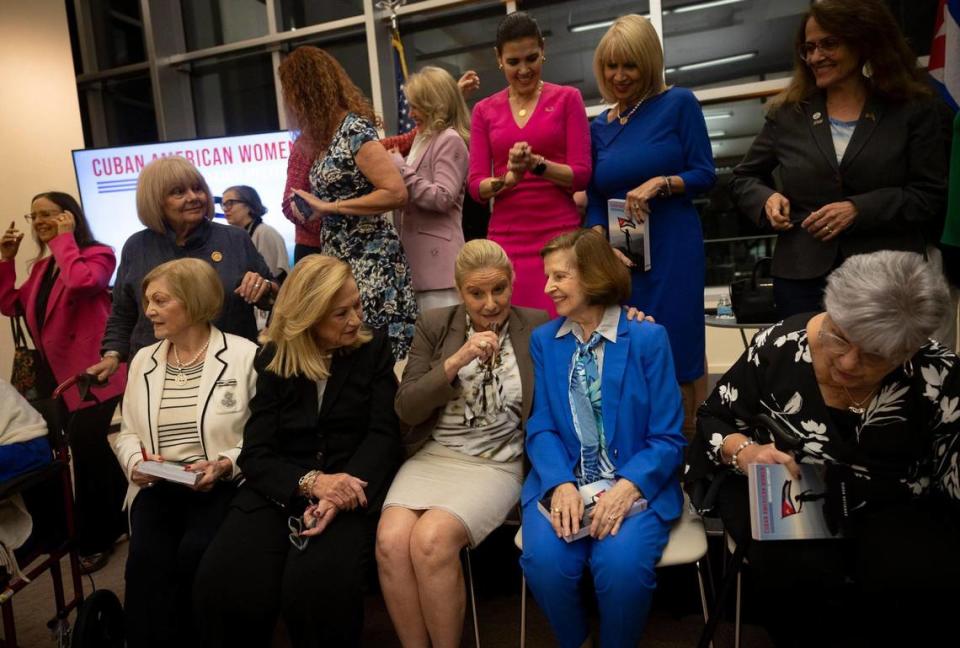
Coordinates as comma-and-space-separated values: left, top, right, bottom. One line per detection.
468, 12, 591, 314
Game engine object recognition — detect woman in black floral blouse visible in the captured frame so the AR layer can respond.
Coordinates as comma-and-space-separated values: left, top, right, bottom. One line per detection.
688, 250, 960, 646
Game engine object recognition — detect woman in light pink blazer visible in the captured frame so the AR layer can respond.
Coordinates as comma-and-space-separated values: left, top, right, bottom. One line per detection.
0, 191, 128, 573
390, 66, 470, 312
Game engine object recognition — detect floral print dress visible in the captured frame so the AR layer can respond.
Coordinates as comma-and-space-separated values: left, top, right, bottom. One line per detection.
309, 113, 418, 359
686, 313, 960, 517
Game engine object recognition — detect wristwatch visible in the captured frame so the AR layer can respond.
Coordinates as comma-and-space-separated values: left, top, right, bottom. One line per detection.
102, 350, 122, 362
531, 156, 547, 176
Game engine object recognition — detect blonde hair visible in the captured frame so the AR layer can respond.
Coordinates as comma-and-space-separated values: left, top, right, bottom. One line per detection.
141, 258, 223, 325
405, 66, 471, 144
136, 156, 215, 233
262, 255, 371, 382
454, 239, 514, 288
593, 15, 667, 105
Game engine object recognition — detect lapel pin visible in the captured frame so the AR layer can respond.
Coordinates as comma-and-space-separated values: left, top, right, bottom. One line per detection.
864, 112, 876, 121
812, 111, 822, 120
211, 251, 223, 262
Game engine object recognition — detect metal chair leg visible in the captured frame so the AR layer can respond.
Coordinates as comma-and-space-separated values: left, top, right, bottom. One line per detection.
735, 569, 742, 648
520, 573, 527, 648
695, 560, 713, 648
464, 548, 481, 648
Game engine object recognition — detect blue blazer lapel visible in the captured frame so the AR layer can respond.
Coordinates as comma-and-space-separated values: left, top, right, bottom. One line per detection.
600, 314, 630, 447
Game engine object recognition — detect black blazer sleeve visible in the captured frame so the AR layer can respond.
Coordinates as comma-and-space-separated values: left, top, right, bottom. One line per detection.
846, 99, 947, 231
342, 330, 403, 501
237, 345, 312, 508
730, 113, 780, 229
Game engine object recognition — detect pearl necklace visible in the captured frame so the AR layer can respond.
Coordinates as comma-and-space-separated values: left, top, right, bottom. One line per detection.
510, 81, 543, 118
172, 338, 210, 385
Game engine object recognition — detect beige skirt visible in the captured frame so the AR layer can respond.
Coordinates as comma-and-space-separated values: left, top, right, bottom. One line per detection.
383, 440, 523, 547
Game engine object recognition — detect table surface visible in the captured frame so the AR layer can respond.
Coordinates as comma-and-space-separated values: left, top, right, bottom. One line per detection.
704, 314, 775, 329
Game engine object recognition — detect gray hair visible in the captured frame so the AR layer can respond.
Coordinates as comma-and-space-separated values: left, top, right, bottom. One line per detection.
824, 251, 949, 363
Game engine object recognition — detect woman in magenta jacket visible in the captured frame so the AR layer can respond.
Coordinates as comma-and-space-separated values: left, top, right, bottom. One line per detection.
0, 191, 128, 573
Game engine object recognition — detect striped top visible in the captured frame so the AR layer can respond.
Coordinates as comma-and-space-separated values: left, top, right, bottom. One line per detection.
157, 362, 205, 464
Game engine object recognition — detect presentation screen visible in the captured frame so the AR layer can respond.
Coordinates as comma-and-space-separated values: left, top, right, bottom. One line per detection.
72, 130, 297, 282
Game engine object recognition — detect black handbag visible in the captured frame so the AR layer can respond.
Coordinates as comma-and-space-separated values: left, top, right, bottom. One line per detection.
10, 307, 42, 401
730, 257, 777, 324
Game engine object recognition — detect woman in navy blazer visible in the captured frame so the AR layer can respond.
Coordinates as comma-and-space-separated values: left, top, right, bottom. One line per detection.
520, 229, 685, 648
389, 66, 470, 311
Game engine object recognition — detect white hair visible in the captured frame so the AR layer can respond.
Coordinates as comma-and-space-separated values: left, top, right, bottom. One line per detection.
824, 251, 949, 363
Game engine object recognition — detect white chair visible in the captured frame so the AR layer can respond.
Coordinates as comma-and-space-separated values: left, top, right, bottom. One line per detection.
514, 494, 712, 648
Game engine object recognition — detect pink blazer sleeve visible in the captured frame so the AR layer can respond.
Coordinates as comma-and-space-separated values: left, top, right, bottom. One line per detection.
468, 100, 492, 203
0, 259, 24, 316
401, 130, 468, 215
563, 88, 592, 192
47, 236, 115, 295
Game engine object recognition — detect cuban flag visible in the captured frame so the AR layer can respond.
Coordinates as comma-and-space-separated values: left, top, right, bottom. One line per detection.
930, 0, 960, 112
392, 29, 415, 134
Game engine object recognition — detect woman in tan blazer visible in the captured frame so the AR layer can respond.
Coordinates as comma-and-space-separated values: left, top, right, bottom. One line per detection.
376, 240, 548, 648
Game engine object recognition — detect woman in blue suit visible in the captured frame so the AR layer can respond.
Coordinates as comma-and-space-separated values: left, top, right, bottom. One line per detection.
521, 228, 686, 648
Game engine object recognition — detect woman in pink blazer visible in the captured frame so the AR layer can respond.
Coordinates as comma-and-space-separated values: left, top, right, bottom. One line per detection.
390, 66, 470, 311
0, 191, 128, 574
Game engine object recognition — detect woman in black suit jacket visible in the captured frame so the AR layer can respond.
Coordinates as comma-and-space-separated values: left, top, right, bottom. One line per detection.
194, 255, 402, 648
731, 0, 946, 318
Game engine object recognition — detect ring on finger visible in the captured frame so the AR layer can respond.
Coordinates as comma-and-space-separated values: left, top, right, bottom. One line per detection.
825, 225, 833, 234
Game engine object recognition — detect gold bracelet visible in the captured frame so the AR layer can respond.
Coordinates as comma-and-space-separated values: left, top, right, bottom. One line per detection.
298, 470, 321, 497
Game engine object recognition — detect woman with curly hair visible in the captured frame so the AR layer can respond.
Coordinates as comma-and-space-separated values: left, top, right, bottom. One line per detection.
280, 46, 417, 360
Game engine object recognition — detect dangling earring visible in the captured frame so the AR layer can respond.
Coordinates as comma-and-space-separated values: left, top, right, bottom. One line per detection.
498, 63, 503, 70
861, 60, 873, 79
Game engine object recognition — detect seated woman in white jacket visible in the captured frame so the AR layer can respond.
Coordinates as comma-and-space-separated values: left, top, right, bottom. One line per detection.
112, 257, 258, 648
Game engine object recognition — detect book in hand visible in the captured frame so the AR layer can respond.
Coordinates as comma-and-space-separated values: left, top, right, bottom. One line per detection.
748, 463, 841, 541
537, 479, 648, 543
607, 199, 651, 272
136, 460, 201, 487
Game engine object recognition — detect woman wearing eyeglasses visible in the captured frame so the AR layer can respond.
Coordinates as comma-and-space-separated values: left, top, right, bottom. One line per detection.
731, 0, 947, 320
194, 255, 401, 648
687, 250, 960, 645
222, 185, 290, 283
0, 192, 127, 575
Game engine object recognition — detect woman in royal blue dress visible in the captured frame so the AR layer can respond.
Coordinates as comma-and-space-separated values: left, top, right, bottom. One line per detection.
586, 15, 715, 436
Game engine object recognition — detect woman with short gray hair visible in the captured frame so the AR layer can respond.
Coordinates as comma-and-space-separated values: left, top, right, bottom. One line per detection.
687, 249, 960, 644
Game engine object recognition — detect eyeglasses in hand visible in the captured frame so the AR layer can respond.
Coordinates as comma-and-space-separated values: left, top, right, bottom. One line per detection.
288, 515, 309, 551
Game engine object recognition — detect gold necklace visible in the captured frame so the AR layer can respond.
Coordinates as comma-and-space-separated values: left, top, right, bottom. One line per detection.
841, 384, 878, 415
172, 337, 210, 386
510, 81, 543, 118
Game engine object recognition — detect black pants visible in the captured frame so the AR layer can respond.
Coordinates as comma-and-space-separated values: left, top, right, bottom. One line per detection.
124, 481, 235, 648
194, 488, 378, 648
294, 243, 323, 264
716, 476, 960, 647
772, 275, 827, 320
68, 397, 127, 555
